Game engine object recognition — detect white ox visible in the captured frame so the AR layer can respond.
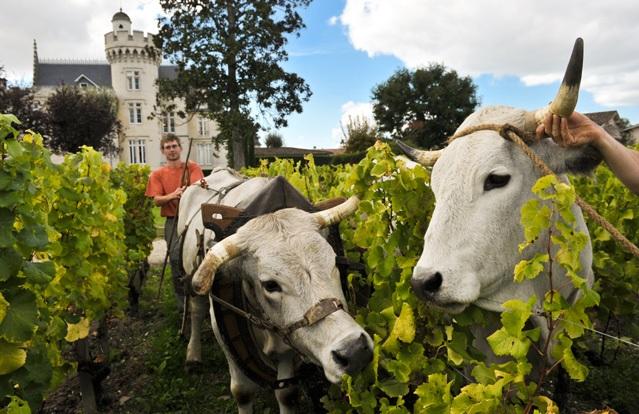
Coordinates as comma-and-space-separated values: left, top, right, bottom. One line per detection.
398, 39, 600, 351
177, 169, 373, 413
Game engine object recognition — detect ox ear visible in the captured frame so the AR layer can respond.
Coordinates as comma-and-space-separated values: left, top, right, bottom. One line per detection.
534, 139, 603, 175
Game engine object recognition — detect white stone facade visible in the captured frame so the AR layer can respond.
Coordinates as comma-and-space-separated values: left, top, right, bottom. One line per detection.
33, 10, 227, 171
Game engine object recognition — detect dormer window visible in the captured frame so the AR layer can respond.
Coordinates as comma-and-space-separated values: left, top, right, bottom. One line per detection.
126, 70, 140, 90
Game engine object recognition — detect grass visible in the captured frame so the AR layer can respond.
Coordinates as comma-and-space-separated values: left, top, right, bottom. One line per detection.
152, 206, 164, 238
119, 266, 284, 413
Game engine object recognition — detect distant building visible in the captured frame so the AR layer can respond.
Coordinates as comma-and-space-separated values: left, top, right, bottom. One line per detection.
32, 10, 227, 170
584, 110, 625, 142
623, 124, 639, 145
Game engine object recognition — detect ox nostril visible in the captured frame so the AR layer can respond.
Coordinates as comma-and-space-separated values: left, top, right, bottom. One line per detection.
424, 272, 443, 291
411, 271, 443, 297
332, 333, 373, 375
331, 349, 349, 368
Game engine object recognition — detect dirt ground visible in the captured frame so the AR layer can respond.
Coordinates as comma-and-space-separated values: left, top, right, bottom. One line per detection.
40, 310, 165, 414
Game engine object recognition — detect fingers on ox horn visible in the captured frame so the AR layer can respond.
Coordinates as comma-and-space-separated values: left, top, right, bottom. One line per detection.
192, 234, 241, 295
313, 196, 360, 228
530, 38, 584, 128
395, 140, 442, 166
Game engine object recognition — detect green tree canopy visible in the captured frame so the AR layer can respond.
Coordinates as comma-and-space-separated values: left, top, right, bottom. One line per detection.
46, 86, 120, 155
340, 116, 378, 153
154, 0, 312, 168
264, 131, 284, 148
372, 64, 479, 149
0, 68, 48, 134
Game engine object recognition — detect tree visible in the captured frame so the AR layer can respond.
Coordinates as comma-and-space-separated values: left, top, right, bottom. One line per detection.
155, 0, 312, 168
46, 85, 120, 155
340, 116, 378, 153
0, 67, 48, 133
264, 132, 284, 148
372, 64, 479, 149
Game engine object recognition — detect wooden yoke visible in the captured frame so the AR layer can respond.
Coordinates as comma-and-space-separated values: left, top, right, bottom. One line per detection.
201, 204, 244, 241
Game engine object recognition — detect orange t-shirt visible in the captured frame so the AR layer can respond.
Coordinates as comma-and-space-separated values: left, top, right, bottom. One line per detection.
145, 161, 205, 217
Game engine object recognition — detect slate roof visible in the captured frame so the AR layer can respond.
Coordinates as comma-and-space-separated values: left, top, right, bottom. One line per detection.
34, 63, 179, 87
34, 63, 112, 87
584, 111, 619, 126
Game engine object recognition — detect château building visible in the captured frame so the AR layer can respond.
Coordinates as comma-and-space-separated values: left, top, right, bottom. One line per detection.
32, 9, 227, 171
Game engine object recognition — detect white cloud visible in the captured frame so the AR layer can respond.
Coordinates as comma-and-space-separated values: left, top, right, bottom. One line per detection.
339, 0, 639, 107
330, 101, 375, 146
0, 0, 163, 83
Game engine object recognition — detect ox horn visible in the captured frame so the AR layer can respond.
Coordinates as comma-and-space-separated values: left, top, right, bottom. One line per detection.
313, 195, 360, 228
192, 233, 242, 295
395, 140, 442, 167
528, 38, 584, 129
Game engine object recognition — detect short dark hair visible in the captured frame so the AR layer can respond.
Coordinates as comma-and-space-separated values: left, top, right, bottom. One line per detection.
160, 133, 181, 150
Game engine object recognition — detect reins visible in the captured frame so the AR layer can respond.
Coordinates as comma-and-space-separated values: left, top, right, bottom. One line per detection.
450, 123, 639, 258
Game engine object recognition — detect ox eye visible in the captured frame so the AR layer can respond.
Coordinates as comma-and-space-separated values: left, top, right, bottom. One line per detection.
484, 173, 511, 191
261, 280, 282, 293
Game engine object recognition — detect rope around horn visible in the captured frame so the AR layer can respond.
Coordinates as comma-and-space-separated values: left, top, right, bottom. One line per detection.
450, 123, 639, 259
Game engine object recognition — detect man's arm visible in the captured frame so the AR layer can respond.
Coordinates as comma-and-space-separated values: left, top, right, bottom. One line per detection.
153, 186, 186, 206
536, 112, 639, 194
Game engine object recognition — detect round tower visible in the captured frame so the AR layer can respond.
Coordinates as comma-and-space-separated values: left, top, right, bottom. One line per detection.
105, 9, 161, 165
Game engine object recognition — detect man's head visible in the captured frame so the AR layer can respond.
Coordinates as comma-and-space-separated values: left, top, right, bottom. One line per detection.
160, 133, 182, 162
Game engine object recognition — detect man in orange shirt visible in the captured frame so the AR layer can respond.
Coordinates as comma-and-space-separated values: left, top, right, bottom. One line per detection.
146, 133, 204, 312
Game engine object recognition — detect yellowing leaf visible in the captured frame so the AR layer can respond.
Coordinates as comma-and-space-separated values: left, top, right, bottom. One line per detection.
0, 292, 8, 323
381, 303, 415, 353
0, 340, 27, 375
65, 318, 90, 342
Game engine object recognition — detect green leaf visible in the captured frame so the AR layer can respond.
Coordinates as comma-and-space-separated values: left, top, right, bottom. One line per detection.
513, 253, 548, 282
519, 200, 551, 250
0, 208, 16, 248
501, 297, 535, 335
0, 248, 23, 281
377, 378, 409, 397
0, 289, 38, 342
6, 395, 31, 414
21, 261, 55, 285
0, 339, 27, 375
486, 327, 531, 359
555, 335, 588, 381
414, 373, 452, 412
6, 139, 26, 158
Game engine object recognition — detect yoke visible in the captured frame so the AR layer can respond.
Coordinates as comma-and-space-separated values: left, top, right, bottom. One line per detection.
197, 176, 362, 389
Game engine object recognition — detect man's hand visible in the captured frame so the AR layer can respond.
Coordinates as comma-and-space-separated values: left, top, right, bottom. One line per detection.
169, 185, 186, 200
535, 112, 606, 149
154, 186, 187, 206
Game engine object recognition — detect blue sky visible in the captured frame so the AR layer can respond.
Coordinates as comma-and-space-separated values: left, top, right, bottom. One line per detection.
2, 0, 638, 149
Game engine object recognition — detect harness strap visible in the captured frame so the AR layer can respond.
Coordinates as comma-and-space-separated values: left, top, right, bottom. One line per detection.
211, 294, 344, 341
283, 298, 344, 335
452, 123, 639, 258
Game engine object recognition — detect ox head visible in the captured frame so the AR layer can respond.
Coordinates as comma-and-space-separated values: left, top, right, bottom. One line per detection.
398, 38, 598, 314
192, 196, 374, 383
